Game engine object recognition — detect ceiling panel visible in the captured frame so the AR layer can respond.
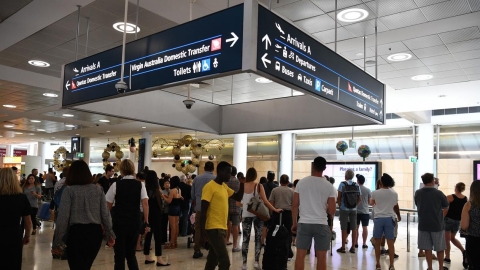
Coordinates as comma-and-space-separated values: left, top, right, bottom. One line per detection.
343, 19, 389, 37
340, 48, 376, 60
353, 56, 388, 67
468, 73, 480, 80
311, 27, 355, 44
373, 42, 410, 56
457, 58, 480, 68
367, 64, 398, 73
446, 38, 480, 53
439, 27, 480, 44
0, 0, 33, 23
452, 49, 480, 61
470, 0, 480, 11
295, 14, 335, 33
420, 0, 471, 21
365, 0, 418, 17
378, 70, 404, 80
427, 62, 462, 72
419, 54, 456, 65
391, 59, 426, 70
275, 0, 324, 22
310, 0, 363, 13
413, 0, 450, 7
402, 34, 444, 50
379, 9, 428, 30
462, 66, 480, 74
399, 67, 432, 76
388, 81, 417, 89
411, 44, 451, 58
432, 69, 466, 78
381, 77, 411, 85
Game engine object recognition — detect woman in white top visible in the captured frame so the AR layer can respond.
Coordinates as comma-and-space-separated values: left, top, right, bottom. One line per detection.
241, 168, 281, 270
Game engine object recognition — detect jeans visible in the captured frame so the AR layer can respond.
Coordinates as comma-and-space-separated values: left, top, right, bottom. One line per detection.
180, 206, 190, 236
66, 224, 103, 270
205, 229, 230, 270
113, 222, 140, 270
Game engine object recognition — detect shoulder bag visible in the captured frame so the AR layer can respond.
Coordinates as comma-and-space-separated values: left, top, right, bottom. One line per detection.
247, 184, 270, 221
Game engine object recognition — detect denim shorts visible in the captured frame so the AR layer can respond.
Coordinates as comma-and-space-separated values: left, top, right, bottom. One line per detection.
357, 213, 370, 227
373, 217, 395, 240
168, 205, 181, 216
444, 217, 460, 233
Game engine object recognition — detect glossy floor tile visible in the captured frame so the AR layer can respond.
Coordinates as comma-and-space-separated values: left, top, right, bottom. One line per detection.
22, 219, 465, 269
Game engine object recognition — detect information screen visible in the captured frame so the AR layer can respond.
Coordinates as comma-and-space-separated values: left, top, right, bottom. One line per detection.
257, 6, 385, 123
62, 4, 244, 106
323, 162, 380, 191
474, 161, 480, 180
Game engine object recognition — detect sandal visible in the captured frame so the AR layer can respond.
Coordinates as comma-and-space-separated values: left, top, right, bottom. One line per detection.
336, 248, 346, 253
375, 265, 381, 270
349, 247, 355, 254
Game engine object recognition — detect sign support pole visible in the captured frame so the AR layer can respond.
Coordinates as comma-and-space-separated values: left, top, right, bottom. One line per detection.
334, 0, 337, 52
85, 17, 90, 57
120, 0, 129, 83
412, 122, 417, 209
363, 36, 366, 71
75, 5, 81, 61
135, 0, 140, 40
436, 124, 440, 177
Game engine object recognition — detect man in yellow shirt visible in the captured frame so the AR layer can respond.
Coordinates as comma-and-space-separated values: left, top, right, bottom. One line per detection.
200, 161, 245, 270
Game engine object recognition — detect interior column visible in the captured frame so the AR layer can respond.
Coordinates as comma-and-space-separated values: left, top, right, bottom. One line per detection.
81, 138, 90, 165
417, 124, 434, 189
37, 142, 47, 171
233, 133, 247, 175
279, 132, 295, 179
142, 132, 152, 170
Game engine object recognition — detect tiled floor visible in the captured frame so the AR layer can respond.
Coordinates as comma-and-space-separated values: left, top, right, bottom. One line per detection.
22, 219, 465, 270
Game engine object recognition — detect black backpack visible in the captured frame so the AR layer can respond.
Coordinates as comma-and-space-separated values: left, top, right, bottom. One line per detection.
341, 181, 360, 209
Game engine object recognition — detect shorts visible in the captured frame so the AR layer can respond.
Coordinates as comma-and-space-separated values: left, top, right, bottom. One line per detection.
339, 210, 357, 230
296, 223, 331, 251
357, 213, 370, 227
228, 214, 240, 226
418, 230, 446, 251
168, 205, 181, 216
373, 217, 395, 240
444, 217, 460, 233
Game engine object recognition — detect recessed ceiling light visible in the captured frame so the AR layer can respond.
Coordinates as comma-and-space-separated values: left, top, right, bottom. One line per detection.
43, 93, 58, 97
65, 124, 75, 128
356, 52, 364, 56
106, 131, 111, 133
30, 120, 41, 123
337, 8, 369, 23
438, 95, 447, 98
99, 119, 110, 123
4, 124, 14, 128
113, 22, 140, 34
51, 137, 55, 139
63, 114, 74, 117
29, 133, 35, 135
37, 129, 46, 132
75, 134, 80, 135
14, 132, 23, 134
3, 104, 16, 108
142, 127, 146, 129
387, 53, 412, 62
255, 77, 272, 83
411, 74, 433, 81
28, 60, 50, 67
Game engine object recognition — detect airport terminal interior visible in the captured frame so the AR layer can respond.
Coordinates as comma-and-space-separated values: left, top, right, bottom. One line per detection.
1, 0, 480, 269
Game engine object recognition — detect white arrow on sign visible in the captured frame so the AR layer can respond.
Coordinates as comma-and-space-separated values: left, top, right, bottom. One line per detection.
261, 53, 271, 68
65, 80, 70, 90
226, 32, 239, 47
262, 34, 271, 50
380, 99, 383, 107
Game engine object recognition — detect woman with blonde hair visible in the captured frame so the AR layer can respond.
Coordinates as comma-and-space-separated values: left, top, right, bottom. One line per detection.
241, 167, 281, 270
0, 168, 32, 270
22, 174, 42, 235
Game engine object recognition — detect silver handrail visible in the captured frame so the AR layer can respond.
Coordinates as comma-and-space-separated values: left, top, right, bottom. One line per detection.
399, 208, 417, 252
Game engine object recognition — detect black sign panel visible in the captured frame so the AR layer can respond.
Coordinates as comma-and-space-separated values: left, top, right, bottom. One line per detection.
138, 138, 146, 173
62, 5, 244, 106
71, 136, 80, 155
257, 6, 384, 122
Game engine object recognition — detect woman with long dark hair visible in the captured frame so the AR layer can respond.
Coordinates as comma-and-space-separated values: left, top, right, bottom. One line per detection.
53, 160, 115, 270
22, 174, 42, 235
461, 181, 480, 270
444, 182, 467, 265
143, 170, 170, 266
162, 175, 183, 249
0, 168, 32, 270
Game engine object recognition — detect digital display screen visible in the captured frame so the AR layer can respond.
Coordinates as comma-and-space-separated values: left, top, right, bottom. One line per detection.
257, 6, 385, 123
62, 5, 244, 106
323, 162, 380, 191
475, 161, 480, 181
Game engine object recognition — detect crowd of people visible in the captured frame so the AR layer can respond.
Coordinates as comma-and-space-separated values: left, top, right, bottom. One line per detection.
1, 156, 480, 270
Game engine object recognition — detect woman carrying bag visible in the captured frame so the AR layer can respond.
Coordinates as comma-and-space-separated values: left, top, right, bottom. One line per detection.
241, 168, 281, 270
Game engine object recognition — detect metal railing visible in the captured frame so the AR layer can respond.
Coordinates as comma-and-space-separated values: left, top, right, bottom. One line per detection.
400, 208, 418, 252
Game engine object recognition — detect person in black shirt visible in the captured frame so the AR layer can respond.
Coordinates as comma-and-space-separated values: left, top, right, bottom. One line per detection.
179, 175, 192, 237
262, 171, 278, 245
98, 165, 115, 194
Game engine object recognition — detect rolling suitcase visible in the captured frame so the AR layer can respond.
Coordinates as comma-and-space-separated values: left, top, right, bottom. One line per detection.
262, 212, 289, 270
38, 202, 51, 221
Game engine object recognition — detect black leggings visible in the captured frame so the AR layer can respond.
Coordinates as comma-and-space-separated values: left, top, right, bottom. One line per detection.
66, 224, 103, 270
466, 235, 480, 270
144, 213, 162, 256
31, 207, 38, 228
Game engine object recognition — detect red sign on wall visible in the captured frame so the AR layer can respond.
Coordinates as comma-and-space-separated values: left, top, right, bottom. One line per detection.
13, 149, 27, 156
0, 148, 6, 157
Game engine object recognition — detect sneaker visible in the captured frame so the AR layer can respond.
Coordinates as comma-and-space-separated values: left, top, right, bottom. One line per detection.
362, 245, 368, 249
444, 258, 451, 264
193, 251, 203, 259
254, 261, 260, 269
232, 247, 241, 252
385, 250, 399, 259
287, 257, 293, 261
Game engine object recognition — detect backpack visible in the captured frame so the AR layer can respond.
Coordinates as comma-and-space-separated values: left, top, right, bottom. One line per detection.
53, 185, 66, 208
341, 181, 359, 209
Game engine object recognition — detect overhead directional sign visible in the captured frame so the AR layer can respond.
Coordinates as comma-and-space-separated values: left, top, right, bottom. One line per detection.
62, 5, 244, 106
256, 6, 385, 123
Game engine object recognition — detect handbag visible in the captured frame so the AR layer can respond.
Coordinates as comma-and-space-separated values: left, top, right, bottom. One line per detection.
247, 184, 270, 221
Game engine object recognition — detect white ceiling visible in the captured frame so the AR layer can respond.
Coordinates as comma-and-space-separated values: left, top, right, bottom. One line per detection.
0, 0, 480, 147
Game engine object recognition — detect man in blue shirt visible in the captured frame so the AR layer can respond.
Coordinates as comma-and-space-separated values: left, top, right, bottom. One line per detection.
191, 161, 215, 259
337, 169, 362, 253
